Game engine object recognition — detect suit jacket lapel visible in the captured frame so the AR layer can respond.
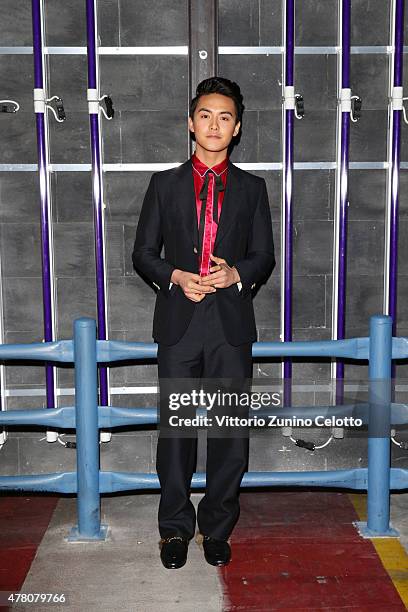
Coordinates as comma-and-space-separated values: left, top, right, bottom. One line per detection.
214, 160, 241, 250
174, 157, 241, 251
174, 159, 199, 249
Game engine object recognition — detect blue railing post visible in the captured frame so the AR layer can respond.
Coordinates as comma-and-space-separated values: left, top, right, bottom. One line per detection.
67, 317, 107, 541
358, 314, 398, 537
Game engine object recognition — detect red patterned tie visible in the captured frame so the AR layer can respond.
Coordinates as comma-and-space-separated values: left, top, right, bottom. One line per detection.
198, 169, 225, 276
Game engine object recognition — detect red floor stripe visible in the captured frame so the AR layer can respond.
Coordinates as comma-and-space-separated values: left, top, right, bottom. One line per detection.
0, 495, 59, 599
220, 491, 406, 611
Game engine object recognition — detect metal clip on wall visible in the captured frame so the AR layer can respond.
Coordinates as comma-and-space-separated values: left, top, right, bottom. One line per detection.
294, 439, 316, 452
340, 88, 362, 123
102, 95, 114, 119
350, 95, 362, 122
294, 94, 304, 119
87, 89, 114, 120
287, 429, 334, 452
0, 99, 20, 113
46, 95, 66, 122
33, 90, 66, 122
54, 96, 66, 121
284, 86, 304, 120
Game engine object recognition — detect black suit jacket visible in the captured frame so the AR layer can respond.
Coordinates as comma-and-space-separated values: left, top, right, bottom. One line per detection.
132, 158, 275, 346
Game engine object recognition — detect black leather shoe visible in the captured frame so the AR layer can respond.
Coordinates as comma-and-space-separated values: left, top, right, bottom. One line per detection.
159, 536, 189, 569
202, 536, 231, 566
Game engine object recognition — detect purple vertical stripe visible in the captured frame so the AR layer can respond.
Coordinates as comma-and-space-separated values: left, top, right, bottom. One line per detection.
389, 0, 405, 345
283, 0, 295, 398
394, 0, 404, 86
89, 114, 107, 340
341, 0, 351, 87
31, 0, 43, 88
90, 114, 108, 405
32, 0, 55, 409
284, 111, 293, 343
336, 113, 350, 346
86, 0, 97, 89
285, 0, 294, 86
283, 110, 293, 386
36, 115, 53, 343
335, 1, 351, 402
86, 0, 108, 406
389, 110, 401, 336
335, 114, 349, 395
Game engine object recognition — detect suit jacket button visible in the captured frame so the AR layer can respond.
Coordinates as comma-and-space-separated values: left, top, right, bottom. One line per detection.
193, 247, 198, 253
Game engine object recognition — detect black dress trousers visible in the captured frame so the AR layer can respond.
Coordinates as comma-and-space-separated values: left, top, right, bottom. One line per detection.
156, 290, 252, 541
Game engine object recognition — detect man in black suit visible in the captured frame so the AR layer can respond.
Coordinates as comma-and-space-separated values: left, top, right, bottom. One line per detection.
132, 77, 275, 569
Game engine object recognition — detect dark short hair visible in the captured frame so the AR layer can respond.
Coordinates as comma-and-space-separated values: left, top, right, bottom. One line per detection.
189, 76, 244, 127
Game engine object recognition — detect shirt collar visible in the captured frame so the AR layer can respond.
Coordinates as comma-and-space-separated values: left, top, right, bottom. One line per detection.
191, 152, 229, 178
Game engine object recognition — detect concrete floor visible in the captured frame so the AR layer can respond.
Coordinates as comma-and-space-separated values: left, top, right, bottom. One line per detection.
15, 493, 223, 612
12, 489, 408, 612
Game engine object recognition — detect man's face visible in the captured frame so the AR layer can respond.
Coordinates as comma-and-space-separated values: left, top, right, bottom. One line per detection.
188, 93, 241, 153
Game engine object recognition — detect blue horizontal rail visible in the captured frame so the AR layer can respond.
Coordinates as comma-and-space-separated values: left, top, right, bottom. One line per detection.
2, 403, 408, 429
0, 314, 405, 541
1, 334, 408, 365
0, 407, 76, 428
0, 472, 77, 493
96, 337, 374, 361
99, 467, 408, 493
95, 336, 408, 362
1, 468, 407, 494
0, 340, 73, 362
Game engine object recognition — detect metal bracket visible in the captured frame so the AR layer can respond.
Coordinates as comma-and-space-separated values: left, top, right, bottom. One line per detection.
102, 95, 114, 119
283, 86, 304, 119
350, 95, 362, 122
87, 89, 114, 120
33, 89, 66, 122
294, 94, 304, 119
53, 96, 66, 121
340, 88, 362, 123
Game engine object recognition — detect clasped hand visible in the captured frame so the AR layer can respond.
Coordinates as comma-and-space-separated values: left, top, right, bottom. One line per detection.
174, 253, 240, 303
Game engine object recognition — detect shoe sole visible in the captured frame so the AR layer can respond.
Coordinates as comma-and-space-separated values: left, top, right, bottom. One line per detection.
203, 554, 231, 567
161, 559, 187, 569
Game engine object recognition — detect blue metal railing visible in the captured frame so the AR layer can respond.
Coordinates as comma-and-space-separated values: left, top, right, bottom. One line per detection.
0, 314, 407, 541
